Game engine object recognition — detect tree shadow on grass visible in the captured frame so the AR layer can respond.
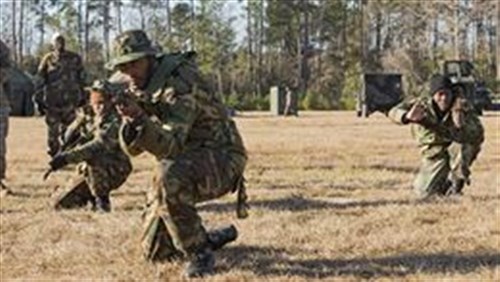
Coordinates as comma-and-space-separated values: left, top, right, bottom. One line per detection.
218, 245, 500, 279
199, 195, 429, 214
353, 163, 417, 174
8, 190, 52, 199
201, 192, 500, 215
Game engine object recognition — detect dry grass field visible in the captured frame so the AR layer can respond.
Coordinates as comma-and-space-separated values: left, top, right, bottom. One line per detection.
1, 111, 499, 281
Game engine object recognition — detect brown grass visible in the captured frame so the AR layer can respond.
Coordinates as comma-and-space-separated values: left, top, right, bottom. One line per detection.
1, 112, 499, 281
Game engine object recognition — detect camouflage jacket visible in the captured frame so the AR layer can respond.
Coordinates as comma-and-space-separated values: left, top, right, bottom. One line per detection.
36, 50, 85, 108
0, 67, 10, 111
65, 108, 131, 168
118, 53, 247, 161
388, 96, 484, 157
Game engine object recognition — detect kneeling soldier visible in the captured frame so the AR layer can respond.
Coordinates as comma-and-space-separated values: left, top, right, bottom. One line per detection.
388, 74, 484, 199
48, 80, 132, 212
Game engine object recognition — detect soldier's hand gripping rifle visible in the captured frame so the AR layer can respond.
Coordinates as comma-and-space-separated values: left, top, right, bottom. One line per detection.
43, 153, 70, 180
42, 129, 85, 180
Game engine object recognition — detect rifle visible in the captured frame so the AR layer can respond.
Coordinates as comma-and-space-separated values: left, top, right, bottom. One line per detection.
43, 121, 88, 181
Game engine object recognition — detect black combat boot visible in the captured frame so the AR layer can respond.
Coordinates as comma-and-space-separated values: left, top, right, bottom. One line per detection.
0, 180, 11, 196
184, 247, 215, 278
94, 195, 111, 212
47, 148, 58, 158
207, 224, 238, 251
446, 178, 465, 196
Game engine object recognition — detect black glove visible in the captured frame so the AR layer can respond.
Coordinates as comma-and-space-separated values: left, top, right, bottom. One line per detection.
120, 122, 139, 144
49, 153, 68, 171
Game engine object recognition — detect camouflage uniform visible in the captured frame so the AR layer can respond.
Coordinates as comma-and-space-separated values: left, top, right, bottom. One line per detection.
108, 31, 247, 264
66, 110, 131, 198
388, 95, 484, 198
51, 81, 132, 211
36, 38, 85, 156
0, 40, 11, 188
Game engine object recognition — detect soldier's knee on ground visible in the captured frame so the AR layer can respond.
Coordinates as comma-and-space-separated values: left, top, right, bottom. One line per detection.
413, 157, 450, 199
53, 179, 94, 210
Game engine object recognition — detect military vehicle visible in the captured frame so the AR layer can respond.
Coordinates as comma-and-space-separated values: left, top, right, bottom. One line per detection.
6, 66, 35, 116
356, 73, 403, 117
442, 60, 492, 114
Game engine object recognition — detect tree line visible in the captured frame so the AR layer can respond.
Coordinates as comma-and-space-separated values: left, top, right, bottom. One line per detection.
1, 0, 499, 110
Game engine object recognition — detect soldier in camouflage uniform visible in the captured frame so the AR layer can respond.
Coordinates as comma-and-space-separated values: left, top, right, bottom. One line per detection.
106, 30, 247, 277
0, 40, 11, 194
388, 74, 484, 199
48, 80, 132, 212
36, 33, 86, 157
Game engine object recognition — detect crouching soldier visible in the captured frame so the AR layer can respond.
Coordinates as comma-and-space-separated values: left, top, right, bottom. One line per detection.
107, 30, 247, 277
48, 80, 132, 212
388, 74, 484, 199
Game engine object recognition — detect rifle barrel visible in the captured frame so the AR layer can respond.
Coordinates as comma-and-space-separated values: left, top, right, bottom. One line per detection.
43, 168, 53, 181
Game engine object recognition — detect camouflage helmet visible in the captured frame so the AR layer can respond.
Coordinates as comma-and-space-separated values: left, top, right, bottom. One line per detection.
0, 40, 11, 68
429, 74, 453, 96
51, 32, 65, 45
106, 29, 159, 70
85, 79, 127, 102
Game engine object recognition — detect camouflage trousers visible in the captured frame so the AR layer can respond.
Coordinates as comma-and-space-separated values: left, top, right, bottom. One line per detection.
0, 108, 8, 179
45, 107, 76, 156
142, 149, 246, 261
55, 159, 132, 210
83, 158, 132, 198
413, 141, 482, 198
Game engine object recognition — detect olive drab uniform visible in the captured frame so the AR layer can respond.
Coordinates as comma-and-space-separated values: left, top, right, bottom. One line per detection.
0, 40, 11, 188
36, 49, 85, 156
53, 91, 132, 210
388, 96, 484, 198
114, 47, 247, 260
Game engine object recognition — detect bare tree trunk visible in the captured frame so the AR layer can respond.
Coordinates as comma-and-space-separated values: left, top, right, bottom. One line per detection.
488, 12, 495, 76
361, 0, 367, 72
383, 8, 393, 50
496, 0, 499, 86
316, 1, 326, 81
475, 0, 486, 59
39, 0, 45, 52
246, 0, 254, 97
257, 0, 264, 97
453, 0, 460, 59
25, 7, 32, 55
84, 1, 90, 62
375, 7, 382, 54
427, 4, 438, 62
11, 0, 17, 63
116, 0, 122, 34
78, 0, 84, 55
459, 1, 470, 59
337, 0, 348, 104
217, 69, 223, 97
139, 5, 145, 30
18, 0, 24, 64
433, 9, 439, 49
190, 0, 195, 50
103, 0, 111, 62
166, 0, 171, 35
301, 0, 310, 94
